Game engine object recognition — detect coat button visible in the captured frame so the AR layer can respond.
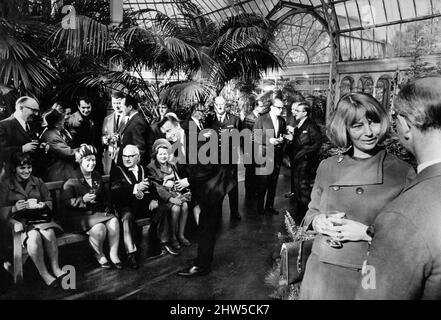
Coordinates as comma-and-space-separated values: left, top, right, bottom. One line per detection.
356, 187, 364, 194
332, 186, 340, 191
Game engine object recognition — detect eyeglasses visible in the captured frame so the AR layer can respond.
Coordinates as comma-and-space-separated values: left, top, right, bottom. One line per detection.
122, 154, 139, 159
24, 106, 40, 113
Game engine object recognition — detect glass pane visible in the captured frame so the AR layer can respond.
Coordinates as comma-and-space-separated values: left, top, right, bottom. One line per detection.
310, 0, 321, 6
350, 31, 362, 60
363, 77, 374, 95
358, 0, 375, 26
362, 29, 375, 59
335, 2, 350, 29
340, 33, 351, 60
398, 0, 416, 20
415, 0, 432, 16
433, 17, 441, 53
345, 1, 361, 28
384, 0, 401, 23
386, 24, 402, 57
373, 26, 387, 58
271, 6, 292, 20
369, 0, 387, 24
434, 0, 441, 14
340, 77, 354, 96
375, 79, 388, 103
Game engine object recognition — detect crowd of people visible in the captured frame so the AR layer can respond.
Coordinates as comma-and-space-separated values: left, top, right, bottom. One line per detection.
0, 75, 440, 300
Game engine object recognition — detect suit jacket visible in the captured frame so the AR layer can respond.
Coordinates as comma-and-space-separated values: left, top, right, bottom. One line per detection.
40, 128, 79, 182
67, 111, 96, 148
102, 112, 126, 174
304, 150, 415, 270
356, 162, 441, 300
252, 112, 287, 169
118, 112, 153, 167
289, 117, 322, 164
205, 113, 241, 165
150, 117, 166, 141
0, 115, 34, 173
110, 164, 155, 215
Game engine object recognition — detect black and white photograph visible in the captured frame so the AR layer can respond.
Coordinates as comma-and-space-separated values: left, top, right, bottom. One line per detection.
1, 0, 441, 307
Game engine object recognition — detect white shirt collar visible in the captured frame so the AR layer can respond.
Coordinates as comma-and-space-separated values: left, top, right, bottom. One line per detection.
297, 117, 307, 128
417, 158, 441, 174
13, 111, 27, 131
217, 113, 226, 122
127, 111, 138, 121
191, 116, 202, 128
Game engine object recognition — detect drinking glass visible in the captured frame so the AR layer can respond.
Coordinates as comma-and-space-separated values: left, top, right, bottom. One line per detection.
325, 210, 345, 248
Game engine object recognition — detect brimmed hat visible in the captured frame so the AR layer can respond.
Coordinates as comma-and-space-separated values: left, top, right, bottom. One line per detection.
152, 138, 171, 155
75, 144, 97, 162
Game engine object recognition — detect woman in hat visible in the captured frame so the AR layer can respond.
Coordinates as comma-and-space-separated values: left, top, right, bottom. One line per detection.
61, 144, 122, 269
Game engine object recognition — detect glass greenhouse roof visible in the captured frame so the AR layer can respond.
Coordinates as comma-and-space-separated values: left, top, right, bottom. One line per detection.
124, 0, 441, 63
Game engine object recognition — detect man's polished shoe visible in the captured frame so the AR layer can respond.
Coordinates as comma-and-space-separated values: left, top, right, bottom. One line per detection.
284, 192, 295, 199
161, 243, 180, 256
177, 265, 211, 277
265, 207, 279, 215
126, 253, 139, 270
230, 212, 241, 221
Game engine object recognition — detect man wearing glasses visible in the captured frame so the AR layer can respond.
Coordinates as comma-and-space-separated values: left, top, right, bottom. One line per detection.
253, 98, 290, 216
0, 96, 41, 173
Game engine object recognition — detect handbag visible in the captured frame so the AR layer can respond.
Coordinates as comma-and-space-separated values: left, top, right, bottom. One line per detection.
280, 215, 315, 285
13, 207, 52, 225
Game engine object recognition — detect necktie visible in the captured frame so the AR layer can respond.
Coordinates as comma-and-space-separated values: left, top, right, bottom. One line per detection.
25, 123, 31, 133
116, 115, 120, 130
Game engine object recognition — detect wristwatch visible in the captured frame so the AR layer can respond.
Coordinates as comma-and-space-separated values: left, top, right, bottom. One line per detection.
366, 225, 375, 238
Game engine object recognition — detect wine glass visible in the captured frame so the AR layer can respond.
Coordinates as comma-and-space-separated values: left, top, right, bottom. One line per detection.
325, 210, 346, 248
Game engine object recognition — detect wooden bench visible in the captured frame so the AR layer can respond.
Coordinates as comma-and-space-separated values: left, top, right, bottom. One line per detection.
7, 175, 151, 284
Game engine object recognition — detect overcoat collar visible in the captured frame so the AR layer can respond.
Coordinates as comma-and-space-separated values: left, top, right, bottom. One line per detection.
7, 115, 31, 140
402, 162, 441, 192
9, 176, 38, 197
330, 149, 386, 186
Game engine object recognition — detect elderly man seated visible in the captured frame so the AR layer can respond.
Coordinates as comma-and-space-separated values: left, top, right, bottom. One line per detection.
110, 144, 176, 269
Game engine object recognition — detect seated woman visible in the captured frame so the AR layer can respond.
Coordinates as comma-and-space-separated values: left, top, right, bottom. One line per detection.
0, 152, 65, 287
40, 108, 79, 182
147, 139, 191, 250
299, 93, 416, 300
61, 144, 122, 269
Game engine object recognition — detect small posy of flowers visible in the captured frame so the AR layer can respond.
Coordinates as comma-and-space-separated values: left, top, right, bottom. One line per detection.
103, 133, 120, 146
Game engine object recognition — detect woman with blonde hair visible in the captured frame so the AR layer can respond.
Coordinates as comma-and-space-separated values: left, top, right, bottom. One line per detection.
299, 93, 415, 299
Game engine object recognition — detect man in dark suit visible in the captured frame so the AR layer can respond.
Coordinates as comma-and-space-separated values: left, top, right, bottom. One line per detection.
0, 96, 40, 174
242, 100, 264, 203
205, 96, 241, 221
288, 102, 322, 223
253, 98, 291, 216
159, 114, 235, 276
117, 95, 154, 167
356, 76, 441, 299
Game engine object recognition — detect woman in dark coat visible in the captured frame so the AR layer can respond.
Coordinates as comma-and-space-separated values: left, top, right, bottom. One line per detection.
299, 93, 416, 300
41, 109, 79, 182
0, 152, 64, 287
61, 144, 122, 269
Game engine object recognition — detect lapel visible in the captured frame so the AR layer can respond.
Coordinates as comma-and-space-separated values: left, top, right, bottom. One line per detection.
402, 162, 441, 193
9, 177, 29, 198
263, 113, 275, 138
10, 116, 31, 141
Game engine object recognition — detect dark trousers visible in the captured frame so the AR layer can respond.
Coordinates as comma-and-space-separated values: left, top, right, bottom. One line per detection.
226, 165, 239, 215
290, 157, 317, 224
194, 199, 223, 268
244, 164, 256, 200
255, 151, 283, 214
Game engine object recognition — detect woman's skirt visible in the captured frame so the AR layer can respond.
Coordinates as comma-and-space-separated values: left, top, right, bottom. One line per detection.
22, 221, 63, 247
299, 252, 363, 300
64, 212, 115, 233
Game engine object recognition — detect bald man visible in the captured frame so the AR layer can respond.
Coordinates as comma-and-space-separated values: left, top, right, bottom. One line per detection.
0, 96, 41, 173
205, 96, 242, 221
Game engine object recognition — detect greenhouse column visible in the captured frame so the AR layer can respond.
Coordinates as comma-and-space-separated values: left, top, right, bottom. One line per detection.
320, 0, 340, 124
